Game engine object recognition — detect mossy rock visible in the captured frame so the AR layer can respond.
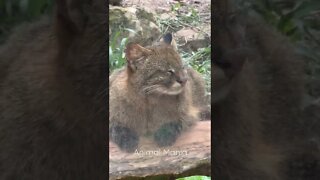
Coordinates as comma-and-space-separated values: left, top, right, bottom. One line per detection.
109, 6, 161, 46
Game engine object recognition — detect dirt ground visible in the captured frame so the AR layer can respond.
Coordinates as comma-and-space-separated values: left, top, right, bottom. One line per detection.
120, 0, 212, 50
122, 0, 211, 24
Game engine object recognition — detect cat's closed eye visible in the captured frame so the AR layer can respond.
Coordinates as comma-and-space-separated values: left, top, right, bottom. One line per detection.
167, 69, 175, 75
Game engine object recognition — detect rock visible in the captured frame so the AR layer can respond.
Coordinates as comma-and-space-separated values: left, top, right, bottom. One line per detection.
109, 6, 161, 46
175, 26, 210, 52
109, 121, 211, 179
109, 0, 123, 6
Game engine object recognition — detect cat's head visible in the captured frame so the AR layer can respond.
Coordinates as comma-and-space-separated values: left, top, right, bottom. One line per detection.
125, 33, 188, 96
54, 0, 107, 100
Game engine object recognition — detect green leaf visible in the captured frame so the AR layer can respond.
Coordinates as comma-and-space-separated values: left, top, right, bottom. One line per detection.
304, 18, 320, 31
124, 28, 137, 34
292, 1, 320, 19
171, 2, 181, 12
27, 0, 47, 17
109, 46, 113, 58
0, 0, 5, 10
176, 175, 211, 180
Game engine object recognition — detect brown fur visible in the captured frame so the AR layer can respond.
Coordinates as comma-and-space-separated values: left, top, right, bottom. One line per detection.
109, 34, 207, 151
0, 1, 107, 179
213, 0, 319, 179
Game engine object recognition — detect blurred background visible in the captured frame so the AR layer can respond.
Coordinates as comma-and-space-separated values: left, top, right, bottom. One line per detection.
242, 0, 320, 100
1, 0, 319, 107
1, 0, 319, 63
0, 0, 53, 43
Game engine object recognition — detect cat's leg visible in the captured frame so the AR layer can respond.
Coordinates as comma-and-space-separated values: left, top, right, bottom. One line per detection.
153, 121, 183, 147
109, 122, 139, 152
154, 102, 203, 146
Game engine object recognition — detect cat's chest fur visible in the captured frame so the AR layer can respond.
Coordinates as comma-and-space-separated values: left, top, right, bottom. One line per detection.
143, 95, 182, 135
123, 91, 183, 136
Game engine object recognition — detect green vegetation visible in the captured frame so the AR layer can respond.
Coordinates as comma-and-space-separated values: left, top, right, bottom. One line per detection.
109, 1, 212, 95
176, 175, 211, 180
109, 29, 129, 73
248, 0, 320, 41
0, 0, 53, 43
247, 0, 320, 58
157, 3, 202, 33
4, 0, 318, 96
245, 0, 320, 96
155, 2, 211, 93
181, 46, 211, 95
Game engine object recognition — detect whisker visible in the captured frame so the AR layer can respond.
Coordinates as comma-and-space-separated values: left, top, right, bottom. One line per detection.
142, 85, 161, 94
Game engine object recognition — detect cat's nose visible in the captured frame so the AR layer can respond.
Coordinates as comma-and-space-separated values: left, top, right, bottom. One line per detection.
177, 76, 187, 86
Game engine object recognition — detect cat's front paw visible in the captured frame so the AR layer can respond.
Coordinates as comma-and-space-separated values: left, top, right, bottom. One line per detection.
154, 122, 182, 147
110, 125, 139, 152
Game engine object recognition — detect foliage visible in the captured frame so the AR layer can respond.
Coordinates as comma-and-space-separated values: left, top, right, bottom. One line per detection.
243, 0, 320, 95
181, 46, 211, 95
176, 175, 211, 180
156, 3, 202, 33
247, 0, 320, 41
109, 30, 129, 73
156, 2, 211, 94
0, 0, 53, 43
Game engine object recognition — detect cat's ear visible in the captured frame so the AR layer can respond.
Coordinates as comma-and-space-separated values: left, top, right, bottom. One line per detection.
163, 33, 173, 44
161, 33, 178, 50
125, 43, 152, 72
54, 0, 93, 43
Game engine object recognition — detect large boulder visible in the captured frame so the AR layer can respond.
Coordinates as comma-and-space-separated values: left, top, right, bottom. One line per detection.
175, 26, 211, 52
109, 6, 161, 46
109, 0, 123, 6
